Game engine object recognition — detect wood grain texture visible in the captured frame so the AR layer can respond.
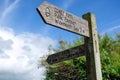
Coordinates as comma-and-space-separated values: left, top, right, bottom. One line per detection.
83, 13, 102, 80
47, 45, 85, 64
37, 2, 89, 37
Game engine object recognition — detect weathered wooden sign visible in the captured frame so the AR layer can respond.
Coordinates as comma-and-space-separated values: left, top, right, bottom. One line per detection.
37, 2, 102, 80
37, 2, 89, 37
46, 45, 85, 64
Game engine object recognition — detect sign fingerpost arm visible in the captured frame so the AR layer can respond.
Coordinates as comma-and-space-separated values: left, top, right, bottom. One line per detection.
82, 13, 102, 80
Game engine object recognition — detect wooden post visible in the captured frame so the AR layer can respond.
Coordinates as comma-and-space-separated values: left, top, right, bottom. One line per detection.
82, 13, 102, 80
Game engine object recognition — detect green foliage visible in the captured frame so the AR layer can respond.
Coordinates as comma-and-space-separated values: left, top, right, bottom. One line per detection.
99, 33, 120, 79
44, 33, 120, 80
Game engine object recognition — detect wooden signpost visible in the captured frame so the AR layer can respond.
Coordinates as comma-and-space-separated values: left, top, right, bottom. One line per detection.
47, 44, 85, 64
37, 1, 102, 80
37, 2, 89, 37
83, 13, 102, 80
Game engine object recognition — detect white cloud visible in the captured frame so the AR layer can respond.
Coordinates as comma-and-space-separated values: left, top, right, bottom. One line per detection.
0, 0, 19, 21
62, 0, 74, 10
101, 25, 120, 36
0, 26, 56, 80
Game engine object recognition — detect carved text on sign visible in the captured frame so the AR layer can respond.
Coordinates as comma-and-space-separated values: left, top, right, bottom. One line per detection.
47, 45, 85, 64
37, 2, 89, 37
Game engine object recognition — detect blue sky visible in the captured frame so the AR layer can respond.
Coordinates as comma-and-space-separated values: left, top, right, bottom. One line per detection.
0, 0, 120, 40
0, 0, 120, 80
